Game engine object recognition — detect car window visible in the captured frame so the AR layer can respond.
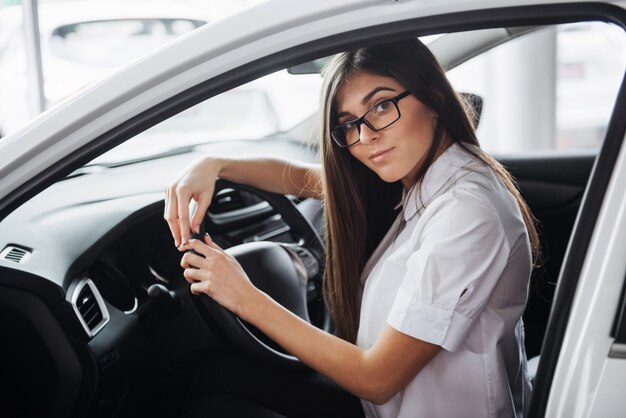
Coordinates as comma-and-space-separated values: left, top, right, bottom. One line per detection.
92, 69, 323, 165
447, 22, 626, 153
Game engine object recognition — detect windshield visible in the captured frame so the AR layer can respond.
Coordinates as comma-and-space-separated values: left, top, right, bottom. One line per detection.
92, 69, 323, 165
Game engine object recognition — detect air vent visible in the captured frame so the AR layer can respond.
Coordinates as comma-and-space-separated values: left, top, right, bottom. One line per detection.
71, 279, 109, 337
209, 189, 246, 214
0, 246, 31, 264
77, 286, 103, 328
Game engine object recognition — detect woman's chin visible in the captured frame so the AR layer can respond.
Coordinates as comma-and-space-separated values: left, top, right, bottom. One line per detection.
374, 169, 403, 184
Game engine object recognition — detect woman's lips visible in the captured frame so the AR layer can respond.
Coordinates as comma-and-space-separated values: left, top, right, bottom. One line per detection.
369, 147, 394, 163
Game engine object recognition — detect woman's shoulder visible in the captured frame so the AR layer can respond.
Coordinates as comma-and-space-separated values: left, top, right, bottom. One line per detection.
423, 185, 501, 229
405, 142, 519, 223
417, 171, 526, 246
426, 158, 501, 208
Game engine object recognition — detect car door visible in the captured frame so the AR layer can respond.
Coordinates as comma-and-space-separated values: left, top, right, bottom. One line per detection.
535, 94, 626, 416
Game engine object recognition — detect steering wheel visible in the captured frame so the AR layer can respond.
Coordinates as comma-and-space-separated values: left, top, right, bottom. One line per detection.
189, 179, 329, 369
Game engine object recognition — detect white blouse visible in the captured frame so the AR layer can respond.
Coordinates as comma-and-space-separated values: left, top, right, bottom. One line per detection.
356, 143, 533, 418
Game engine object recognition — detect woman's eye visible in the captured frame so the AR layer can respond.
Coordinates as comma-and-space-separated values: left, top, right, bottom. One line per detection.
343, 121, 357, 131
374, 100, 392, 113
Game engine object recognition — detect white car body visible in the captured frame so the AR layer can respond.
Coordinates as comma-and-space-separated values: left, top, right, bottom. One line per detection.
0, 0, 624, 416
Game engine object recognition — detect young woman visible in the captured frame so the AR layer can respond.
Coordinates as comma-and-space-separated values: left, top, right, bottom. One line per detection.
165, 38, 539, 417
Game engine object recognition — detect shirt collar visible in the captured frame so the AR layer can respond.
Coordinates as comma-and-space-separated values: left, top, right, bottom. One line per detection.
399, 142, 481, 222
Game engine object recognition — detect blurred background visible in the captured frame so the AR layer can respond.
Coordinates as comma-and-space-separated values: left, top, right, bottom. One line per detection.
1, 0, 625, 154
0, 0, 263, 137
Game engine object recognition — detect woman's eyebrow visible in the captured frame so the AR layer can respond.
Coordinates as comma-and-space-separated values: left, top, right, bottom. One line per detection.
336, 86, 398, 119
361, 86, 397, 105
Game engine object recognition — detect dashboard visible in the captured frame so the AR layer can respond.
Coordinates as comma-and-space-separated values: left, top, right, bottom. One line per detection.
0, 138, 321, 417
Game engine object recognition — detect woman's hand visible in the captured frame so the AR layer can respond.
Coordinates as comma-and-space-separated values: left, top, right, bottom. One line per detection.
180, 234, 260, 318
164, 157, 322, 249
164, 156, 224, 248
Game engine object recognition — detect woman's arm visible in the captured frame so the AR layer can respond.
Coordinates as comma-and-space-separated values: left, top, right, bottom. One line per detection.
218, 156, 323, 199
165, 156, 322, 247
181, 235, 441, 405
246, 290, 441, 404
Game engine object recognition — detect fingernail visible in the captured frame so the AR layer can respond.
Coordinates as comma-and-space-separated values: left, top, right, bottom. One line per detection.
175, 240, 179, 247
195, 225, 200, 234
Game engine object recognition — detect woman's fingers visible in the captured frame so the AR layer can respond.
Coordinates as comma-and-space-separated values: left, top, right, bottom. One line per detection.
183, 264, 203, 280
164, 157, 222, 247
190, 192, 213, 236
203, 233, 223, 251
164, 184, 182, 247
176, 184, 194, 245
189, 280, 210, 296
182, 238, 217, 257
180, 250, 208, 271
184, 268, 211, 294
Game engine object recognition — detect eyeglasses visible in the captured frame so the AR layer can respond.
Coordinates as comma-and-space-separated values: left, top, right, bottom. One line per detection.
331, 90, 411, 148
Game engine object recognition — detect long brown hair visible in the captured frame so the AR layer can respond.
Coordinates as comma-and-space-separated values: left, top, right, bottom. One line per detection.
319, 39, 540, 343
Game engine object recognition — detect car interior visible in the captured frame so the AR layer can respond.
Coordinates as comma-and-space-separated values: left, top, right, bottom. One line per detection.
0, 11, 623, 418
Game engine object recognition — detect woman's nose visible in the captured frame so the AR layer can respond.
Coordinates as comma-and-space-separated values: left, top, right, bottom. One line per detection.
358, 123, 379, 145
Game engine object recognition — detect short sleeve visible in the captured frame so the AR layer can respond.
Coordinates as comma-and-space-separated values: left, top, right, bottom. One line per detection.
387, 189, 510, 352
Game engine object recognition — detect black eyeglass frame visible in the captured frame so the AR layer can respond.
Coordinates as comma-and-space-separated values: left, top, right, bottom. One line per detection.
331, 90, 411, 148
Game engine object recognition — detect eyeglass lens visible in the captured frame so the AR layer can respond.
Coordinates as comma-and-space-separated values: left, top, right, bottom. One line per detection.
333, 99, 400, 147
